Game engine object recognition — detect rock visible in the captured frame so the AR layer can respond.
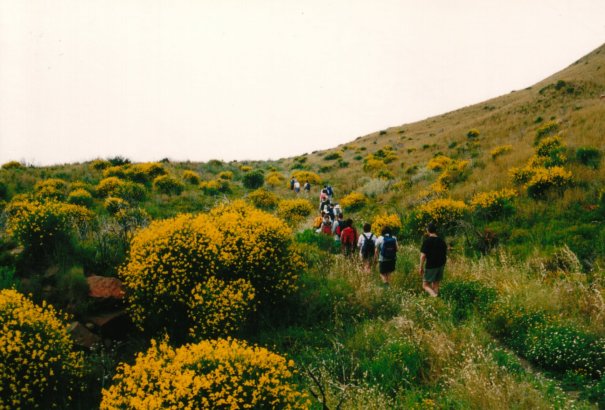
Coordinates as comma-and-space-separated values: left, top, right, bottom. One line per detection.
69, 321, 101, 349
87, 275, 125, 299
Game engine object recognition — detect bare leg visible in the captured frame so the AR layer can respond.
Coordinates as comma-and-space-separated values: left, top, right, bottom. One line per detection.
431, 281, 440, 296
423, 281, 438, 297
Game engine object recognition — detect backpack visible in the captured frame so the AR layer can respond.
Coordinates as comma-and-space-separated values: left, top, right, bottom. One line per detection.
380, 236, 397, 260
321, 221, 332, 234
334, 221, 343, 236
361, 233, 375, 258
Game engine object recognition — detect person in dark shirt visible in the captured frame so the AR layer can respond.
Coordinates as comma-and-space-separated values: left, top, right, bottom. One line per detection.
419, 222, 447, 297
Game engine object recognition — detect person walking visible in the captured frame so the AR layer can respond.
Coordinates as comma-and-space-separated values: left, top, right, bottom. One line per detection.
375, 227, 397, 286
358, 223, 376, 273
340, 219, 358, 257
293, 179, 301, 194
303, 180, 311, 195
419, 222, 447, 297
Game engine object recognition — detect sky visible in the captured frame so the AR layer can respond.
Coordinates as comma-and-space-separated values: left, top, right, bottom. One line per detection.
1, 1, 604, 166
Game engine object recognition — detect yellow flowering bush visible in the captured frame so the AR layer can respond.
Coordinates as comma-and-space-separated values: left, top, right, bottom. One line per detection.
67, 188, 93, 207
372, 213, 402, 236
374, 145, 398, 163
363, 157, 388, 174
217, 171, 234, 180
97, 177, 147, 202
188, 277, 255, 340
427, 155, 452, 171
152, 175, 185, 196
535, 136, 567, 166
248, 188, 279, 210
0, 289, 84, 409
340, 191, 367, 212
6, 199, 93, 257
34, 178, 68, 200
412, 198, 469, 234
291, 170, 321, 186
276, 198, 314, 227
182, 170, 201, 185
526, 166, 573, 198
126, 163, 167, 184
470, 189, 517, 220
509, 165, 536, 185
265, 171, 286, 188
90, 159, 111, 171
209, 201, 302, 304
104, 197, 129, 215
490, 144, 513, 159
437, 160, 470, 188
120, 201, 302, 335
467, 128, 480, 139
120, 213, 222, 333
239, 165, 253, 172
102, 165, 128, 179
200, 179, 230, 195
1, 160, 25, 170
101, 338, 307, 409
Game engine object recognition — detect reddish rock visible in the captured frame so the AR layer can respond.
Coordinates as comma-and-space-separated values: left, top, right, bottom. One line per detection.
87, 275, 125, 299
69, 321, 101, 349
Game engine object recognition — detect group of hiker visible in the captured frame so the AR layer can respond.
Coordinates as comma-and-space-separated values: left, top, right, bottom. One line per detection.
306, 183, 447, 296
289, 177, 311, 195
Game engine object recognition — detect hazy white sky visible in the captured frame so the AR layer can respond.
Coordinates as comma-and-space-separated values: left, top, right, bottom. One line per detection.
1, 1, 604, 166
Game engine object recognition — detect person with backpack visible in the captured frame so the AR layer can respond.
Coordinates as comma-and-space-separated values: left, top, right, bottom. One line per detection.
332, 213, 345, 241
320, 212, 333, 235
326, 185, 334, 201
419, 222, 447, 297
375, 226, 398, 286
290, 177, 295, 191
303, 180, 311, 195
358, 223, 376, 273
340, 219, 358, 257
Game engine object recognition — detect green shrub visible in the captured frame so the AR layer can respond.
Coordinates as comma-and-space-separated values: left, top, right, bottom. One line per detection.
525, 323, 605, 379
576, 147, 602, 169
324, 152, 342, 161
67, 188, 94, 207
534, 121, 559, 143
467, 128, 480, 139
526, 166, 572, 198
0, 266, 19, 290
152, 175, 185, 195
242, 170, 265, 189
440, 279, 497, 322
1, 161, 25, 170
486, 302, 547, 355
182, 170, 201, 184
247, 188, 279, 210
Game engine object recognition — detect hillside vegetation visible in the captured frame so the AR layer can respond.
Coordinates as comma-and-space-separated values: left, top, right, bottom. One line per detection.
0, 45, 604, 408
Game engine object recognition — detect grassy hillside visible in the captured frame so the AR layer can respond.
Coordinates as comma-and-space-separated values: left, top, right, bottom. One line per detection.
0, 45, 604, 409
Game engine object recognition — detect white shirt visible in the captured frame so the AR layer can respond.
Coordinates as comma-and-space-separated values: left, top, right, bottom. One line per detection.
358, 232, 377, 257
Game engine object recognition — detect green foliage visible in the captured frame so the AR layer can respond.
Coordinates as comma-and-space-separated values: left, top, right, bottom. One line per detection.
466, 128, 480, 139
324, 152, 342, 161
440, 279, 497, 322
242, 170, 265, 189
295, 229, 340, 254
2, 161, 25, 170
152, 175, 185, 196
576, 146, 602, 169
534, 121, 559, 143
55, 266, 90, 312
0, 266, 19, 291
525, 323, 605, 379
107, 156, 131, 166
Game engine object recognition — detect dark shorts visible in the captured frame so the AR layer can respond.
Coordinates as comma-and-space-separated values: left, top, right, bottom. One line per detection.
379, 260, 396, 274
424, 265, 444, 283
